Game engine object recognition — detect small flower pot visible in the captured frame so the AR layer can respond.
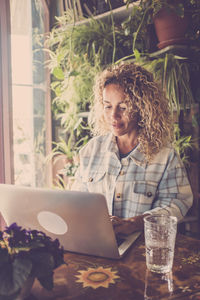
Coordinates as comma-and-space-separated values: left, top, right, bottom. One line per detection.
153, 8, 190, 49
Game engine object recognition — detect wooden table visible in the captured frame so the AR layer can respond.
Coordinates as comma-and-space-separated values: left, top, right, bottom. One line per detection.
30, 234, 200, 300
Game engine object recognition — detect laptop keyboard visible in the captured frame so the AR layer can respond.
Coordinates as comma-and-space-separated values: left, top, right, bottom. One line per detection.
115, 234, 126, 246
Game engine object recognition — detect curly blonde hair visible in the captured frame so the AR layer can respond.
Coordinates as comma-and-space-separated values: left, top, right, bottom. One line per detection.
90, 62, 174, 161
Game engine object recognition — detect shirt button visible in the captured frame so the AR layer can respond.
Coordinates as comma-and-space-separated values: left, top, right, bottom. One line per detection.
88, 177, 93, 182
147, 192, 152, 197
116, 193, 121, 199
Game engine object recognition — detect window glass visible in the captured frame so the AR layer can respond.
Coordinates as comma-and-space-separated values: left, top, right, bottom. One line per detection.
10, 0, 51, 187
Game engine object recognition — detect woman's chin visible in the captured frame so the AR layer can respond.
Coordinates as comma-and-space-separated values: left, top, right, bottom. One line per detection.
112, 129, 125, 137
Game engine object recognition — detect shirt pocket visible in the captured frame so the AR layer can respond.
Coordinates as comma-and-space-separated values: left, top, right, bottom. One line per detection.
133, 181, 157, 205
82, 171, 106, 194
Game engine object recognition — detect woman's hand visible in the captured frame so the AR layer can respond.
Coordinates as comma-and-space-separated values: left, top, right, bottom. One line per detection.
110, 214, 149, 235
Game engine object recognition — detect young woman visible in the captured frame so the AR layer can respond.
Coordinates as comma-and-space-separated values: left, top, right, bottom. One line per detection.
72, 62, 193, 234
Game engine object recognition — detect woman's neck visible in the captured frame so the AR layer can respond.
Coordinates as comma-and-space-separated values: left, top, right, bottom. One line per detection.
116, 134, 138, 154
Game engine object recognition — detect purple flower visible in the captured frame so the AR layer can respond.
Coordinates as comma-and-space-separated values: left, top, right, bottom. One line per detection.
0, 222, 65, 296
1, 223, 64, 267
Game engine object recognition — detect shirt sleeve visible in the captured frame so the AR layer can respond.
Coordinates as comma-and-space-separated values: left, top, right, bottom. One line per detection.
71, 166, 88, 192
144, 150, 193, 221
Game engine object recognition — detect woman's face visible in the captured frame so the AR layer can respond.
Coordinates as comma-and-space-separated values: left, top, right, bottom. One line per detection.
102, 83, 138, 137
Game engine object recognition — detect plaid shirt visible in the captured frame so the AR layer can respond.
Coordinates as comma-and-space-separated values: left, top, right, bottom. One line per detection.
72, 133, 193, 221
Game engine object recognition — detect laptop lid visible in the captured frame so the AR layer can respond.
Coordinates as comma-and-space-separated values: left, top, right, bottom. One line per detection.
0, 184, 140, 259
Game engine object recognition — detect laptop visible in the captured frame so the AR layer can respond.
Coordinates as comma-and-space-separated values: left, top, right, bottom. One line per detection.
0, 184, 141, 259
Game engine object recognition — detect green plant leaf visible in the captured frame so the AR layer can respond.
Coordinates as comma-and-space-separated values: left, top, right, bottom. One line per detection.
0, 248, 9, 267
192, 115, 198, 127
37, 272, 54, 290
53, 67, 65, 80
68, 70, 79, 77
134, 49, 141, 61
30, 251, 55, 279
0, 258, 32, 296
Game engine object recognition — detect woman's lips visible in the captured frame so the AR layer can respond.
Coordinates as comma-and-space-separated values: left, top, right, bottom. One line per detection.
112, 123, 123, 129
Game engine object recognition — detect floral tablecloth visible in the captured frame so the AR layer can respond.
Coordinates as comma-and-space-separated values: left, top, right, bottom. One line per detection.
31, 234, 200, 300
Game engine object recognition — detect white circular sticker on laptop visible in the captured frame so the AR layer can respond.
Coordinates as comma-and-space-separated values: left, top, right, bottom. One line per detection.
37, 211, 68, 235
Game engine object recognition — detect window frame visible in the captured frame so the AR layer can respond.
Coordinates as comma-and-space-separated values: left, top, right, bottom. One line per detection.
0, 0, 14, 184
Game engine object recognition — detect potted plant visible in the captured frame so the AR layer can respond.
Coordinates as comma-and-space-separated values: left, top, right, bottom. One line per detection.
125, 0, 200, 49
0, 223, 65, 300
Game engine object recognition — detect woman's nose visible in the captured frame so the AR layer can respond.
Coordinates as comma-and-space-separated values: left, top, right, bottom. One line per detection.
111, 108, 120, 119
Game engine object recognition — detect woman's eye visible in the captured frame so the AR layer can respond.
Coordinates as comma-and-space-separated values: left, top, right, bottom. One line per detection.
104, 106, 112, 110
119, 106, 126, 111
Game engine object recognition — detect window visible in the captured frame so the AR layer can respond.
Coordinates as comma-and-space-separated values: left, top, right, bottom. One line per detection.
10, 0, 52, 186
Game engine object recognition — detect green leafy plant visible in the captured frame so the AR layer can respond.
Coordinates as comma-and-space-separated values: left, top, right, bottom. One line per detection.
46, 12, 104, 156
0, 223, 65, 300
121, 5, 150, 54
141, 53, 196, 113
173, 123, 195, 166
46, 9, 133, 118
47, 137, 79, 176
47, 137, 76, 163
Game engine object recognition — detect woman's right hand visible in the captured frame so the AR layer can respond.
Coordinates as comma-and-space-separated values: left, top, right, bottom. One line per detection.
110, 214, 148, 235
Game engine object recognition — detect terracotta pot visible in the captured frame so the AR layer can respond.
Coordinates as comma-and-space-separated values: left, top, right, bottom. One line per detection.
153, 8, 190, 49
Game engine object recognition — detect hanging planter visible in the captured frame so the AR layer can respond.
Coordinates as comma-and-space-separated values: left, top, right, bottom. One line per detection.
153, 8, 190, 49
